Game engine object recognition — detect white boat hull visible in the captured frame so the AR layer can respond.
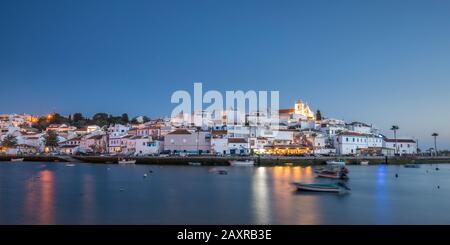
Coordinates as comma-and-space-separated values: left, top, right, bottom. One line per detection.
118, 160, 136, 164
294, 184, 341, 193
10, 158, 24, 162
326, 160, 346, 166
188, 162, 202, 166
229, 160, 255, 166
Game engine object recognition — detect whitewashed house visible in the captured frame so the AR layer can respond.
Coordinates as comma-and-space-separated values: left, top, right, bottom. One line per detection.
108, 124, 130, 154
334, 132, 371, 155
227, 138, 250, 155
383, 138, 417, 155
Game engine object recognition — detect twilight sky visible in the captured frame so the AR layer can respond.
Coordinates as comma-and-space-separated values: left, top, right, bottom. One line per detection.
0, 0, 449, 149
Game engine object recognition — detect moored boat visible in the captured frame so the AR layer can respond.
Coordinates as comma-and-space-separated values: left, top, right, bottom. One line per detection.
293, 183, 343, 193
360, 160, 369, 166
229, 160, 255, 166
188, 162, 202, 166
404, 164, 420, 168
118, 158, 136, 164
326, 160, 346, 166
10, 158, 24, 162
317, 170, 348, 180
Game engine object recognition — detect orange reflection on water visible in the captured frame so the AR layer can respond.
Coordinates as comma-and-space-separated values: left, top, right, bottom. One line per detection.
269, 166, 322, 224
39, 170, 55, 224
24, 170, 55, 224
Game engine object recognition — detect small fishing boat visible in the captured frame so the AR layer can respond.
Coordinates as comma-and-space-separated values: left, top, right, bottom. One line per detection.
404, 164, 420, 168
229, 160, 255, 166
360, 160, 369, 166
10, 158, 24, 162
118, 158, 136, 164
326, 160, 346, 166
217, 170, 228, 175
315, 165, 349, 174
209, 167, 228, 175
65, 163, 76, 167
293, 183, 349, 193
317, 170, 349, 180
188, 162, 202, 166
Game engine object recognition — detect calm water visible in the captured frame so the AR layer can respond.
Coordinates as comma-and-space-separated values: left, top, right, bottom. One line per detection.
0, 162, 449, 224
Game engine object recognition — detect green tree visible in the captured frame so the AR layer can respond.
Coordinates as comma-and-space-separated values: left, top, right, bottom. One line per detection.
390, 125, 399, 155
48, 113, 69, 125
73, 113, 85, 123
316, 110, 322, 121
72, 113, 87, 128
142, 116, 150, 123
1, 135, 17, 148
91, 113, 109, 127
32, 116, 50, 131
121, 113, 129, 124
44, 130, 59, 152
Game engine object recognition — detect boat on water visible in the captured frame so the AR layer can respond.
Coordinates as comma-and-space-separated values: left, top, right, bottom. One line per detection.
317, 170, 349, 180
10, 158, 24, 162
217, 170, 228, 175
65, 163, 76, 167
326, 160, 346, 166
209, 167, 228, 175
404, 164, 420, 168
118, 158, 136, 164
188, 162, 202, 166
229, 160, 255, 166
315, 165, 349, 174
293, 182, 350, 193
360, 160, 369, 166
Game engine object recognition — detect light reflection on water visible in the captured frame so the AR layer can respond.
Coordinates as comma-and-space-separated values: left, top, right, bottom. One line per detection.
1, 162, 450, 224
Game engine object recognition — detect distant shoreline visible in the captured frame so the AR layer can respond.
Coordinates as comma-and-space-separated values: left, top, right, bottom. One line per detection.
1, 155, 450, 166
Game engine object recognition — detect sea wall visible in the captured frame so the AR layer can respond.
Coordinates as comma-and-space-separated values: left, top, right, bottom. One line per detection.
1, 155, 450, 166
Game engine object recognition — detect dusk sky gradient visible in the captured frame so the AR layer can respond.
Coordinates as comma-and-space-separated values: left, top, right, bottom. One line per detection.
1, 0, 449, 149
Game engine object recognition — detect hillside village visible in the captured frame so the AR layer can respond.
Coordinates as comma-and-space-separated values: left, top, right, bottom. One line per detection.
0, 100, 420, 157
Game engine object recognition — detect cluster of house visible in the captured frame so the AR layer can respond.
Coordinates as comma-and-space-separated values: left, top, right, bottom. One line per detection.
0, 100, 418, 157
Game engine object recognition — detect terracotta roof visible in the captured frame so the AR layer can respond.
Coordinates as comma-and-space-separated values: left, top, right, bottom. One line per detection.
384, 138, 416, 143
211, 130, 227, 135
168, 129, 191, 135
338, 132, 371, 137
264, 144, 307, 149
279, 108, 295, 114
228, 138, 248, 143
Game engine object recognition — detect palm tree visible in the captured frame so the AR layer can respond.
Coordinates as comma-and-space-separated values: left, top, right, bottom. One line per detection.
432, 133, 439, 156
390, 125, 399, 155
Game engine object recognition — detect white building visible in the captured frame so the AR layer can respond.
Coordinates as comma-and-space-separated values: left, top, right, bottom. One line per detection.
227, 138, 250, 155
211, 138, 228, 155
383, 138, 417, 155
346, 122, 375, 134
334, 132, 383, 155
127, 136, 162, 156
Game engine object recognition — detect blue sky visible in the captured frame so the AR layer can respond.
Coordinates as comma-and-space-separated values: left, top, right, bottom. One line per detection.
0, 0, 449, 149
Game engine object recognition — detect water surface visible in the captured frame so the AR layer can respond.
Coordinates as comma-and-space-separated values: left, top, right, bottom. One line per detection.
0, 162, 449, 224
